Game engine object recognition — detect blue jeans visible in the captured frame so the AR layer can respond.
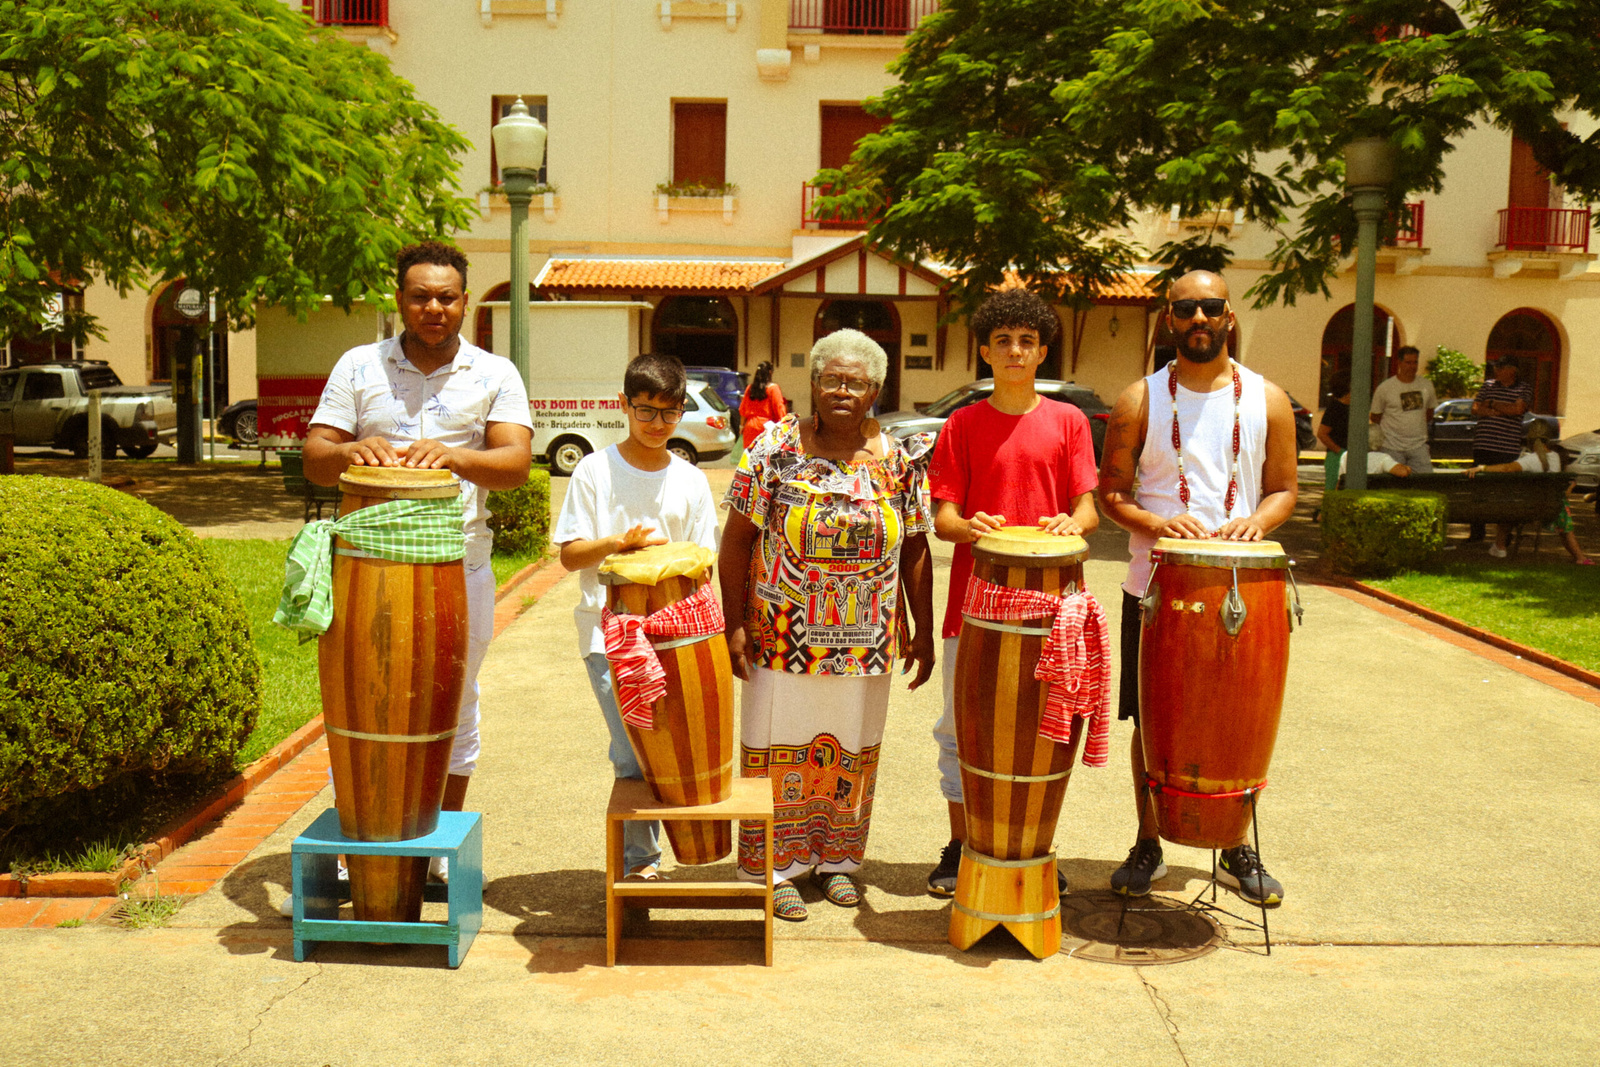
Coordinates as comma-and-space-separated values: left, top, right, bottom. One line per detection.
583, 653, 662, 874
932, 637, 964, 803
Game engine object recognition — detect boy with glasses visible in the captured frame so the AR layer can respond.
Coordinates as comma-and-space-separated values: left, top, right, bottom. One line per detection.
553, 353, 720, 880
923, 288, 1100, 897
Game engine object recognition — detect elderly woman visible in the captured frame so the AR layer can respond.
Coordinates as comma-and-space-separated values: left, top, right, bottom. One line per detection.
719, 329, 936, 921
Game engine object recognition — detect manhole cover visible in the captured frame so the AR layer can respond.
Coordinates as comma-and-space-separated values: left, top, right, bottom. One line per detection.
1059, 891, 1220, 965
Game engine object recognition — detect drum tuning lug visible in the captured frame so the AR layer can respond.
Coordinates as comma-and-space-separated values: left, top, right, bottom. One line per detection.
1139, 581, 1161, 626
1286, 566, 1305, 629
1222, 585, 1247, 637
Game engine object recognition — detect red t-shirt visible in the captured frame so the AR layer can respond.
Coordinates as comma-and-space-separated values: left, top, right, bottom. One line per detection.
927, 397, 1098, 638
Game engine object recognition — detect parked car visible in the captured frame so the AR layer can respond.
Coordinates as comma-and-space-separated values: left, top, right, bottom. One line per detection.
877, 379, 1113, 461
1287, 395, 1316, 452
1428, 397, 1562, 459
219, 397, 259, 446
684, 366, 749, 434
1558, 428, 1600, 513
541, 379, 736, 475
667, 381, 738, 466
0, 360, 175, 458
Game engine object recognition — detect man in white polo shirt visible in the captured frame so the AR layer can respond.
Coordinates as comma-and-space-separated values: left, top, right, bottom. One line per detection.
304, 240, 534, 827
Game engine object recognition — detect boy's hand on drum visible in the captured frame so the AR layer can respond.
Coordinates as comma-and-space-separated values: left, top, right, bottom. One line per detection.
1214, 517, 1267, 541
1156, 514, 1211, 539
967, 512, 1006, 541
398, 437, 456, 469
726, 624, 752, 682
1038, 513, 1082, 536
615, 524, 669, 553
903, 630, 936, 690
347, 435, 405, 467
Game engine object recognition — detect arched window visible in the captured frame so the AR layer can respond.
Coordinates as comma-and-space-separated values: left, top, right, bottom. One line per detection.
651, 296, 738, 371
472, 282, 537, 353
815, 298, 902, 412
150, 279, 229, 411
1487, 309, 1561, 414
1319, 304, 1400, 405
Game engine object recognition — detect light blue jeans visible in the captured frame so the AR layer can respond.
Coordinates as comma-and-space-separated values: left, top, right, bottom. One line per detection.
932, 637, 964, 803
1381, 444, 1434, 474
583, 653, 662, 874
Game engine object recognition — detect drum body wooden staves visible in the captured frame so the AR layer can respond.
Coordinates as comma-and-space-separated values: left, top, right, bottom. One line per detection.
950, 529, 1088, 958
602, 549, 734, 866
318, 468, 467, 923
1138, 538, 1291, 850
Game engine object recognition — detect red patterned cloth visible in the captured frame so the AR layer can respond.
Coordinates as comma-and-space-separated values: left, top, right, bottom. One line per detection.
601, 582, 725, 729
960, 576, 1111, 766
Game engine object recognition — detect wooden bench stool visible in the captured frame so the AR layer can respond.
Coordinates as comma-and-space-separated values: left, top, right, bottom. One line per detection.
605, 777, 775, 966
290, 808, 483, 968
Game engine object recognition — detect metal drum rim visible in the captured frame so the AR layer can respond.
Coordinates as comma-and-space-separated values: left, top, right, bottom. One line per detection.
1149, 549, 1288, 570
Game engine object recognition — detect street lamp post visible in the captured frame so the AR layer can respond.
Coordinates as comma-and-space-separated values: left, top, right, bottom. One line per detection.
1343, 137, 1395, 492
490, 98, 548, 384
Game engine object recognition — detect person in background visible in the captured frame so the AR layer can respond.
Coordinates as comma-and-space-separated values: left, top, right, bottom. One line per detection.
740, 360, 787, 450
1370, 345, 1436, 473
1468, 357, 1533, 542
1312, 369, 1352, 522
1467, 423, 1593, 564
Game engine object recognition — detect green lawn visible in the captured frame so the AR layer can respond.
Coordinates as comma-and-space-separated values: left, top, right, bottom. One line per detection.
1365, 560, 1600, 672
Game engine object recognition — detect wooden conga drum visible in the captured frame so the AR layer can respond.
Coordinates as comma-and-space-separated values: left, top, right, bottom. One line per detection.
950, 528, 1088, 958
319, 467, 467, 923
600, 542, 733, 865
1138, 538, 1295, 850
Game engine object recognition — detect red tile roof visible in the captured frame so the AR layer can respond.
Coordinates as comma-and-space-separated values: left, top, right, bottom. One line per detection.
536, 258, 787, 293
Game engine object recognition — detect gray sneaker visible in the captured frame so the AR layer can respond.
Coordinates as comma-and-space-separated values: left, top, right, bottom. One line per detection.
1217, 845, 1283, 906
1110, 839, 1166, 897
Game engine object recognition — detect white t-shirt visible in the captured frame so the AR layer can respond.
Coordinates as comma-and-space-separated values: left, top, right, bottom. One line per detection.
551, 445, 721, 655
1339, 451, 1404, 476
1514, 450, 1561, 473
1371, 375, 1437, 453
310, 337, 533, 569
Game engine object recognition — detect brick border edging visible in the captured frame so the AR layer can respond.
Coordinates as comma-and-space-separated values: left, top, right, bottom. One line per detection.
1335, 576, 1600, 691
2, 558, 572, 899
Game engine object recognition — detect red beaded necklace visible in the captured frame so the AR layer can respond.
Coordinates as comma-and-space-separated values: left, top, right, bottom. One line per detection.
1168, 363, 1243, 513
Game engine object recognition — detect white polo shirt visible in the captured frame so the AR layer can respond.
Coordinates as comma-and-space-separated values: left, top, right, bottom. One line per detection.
310, 336, 533, 569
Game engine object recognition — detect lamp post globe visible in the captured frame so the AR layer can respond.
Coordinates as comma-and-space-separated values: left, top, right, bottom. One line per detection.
490, 98, 547, 383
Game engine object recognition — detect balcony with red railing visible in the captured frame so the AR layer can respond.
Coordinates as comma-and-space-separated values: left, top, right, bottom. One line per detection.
301, 0, 388, 27
801, 182, 884, 230
789, 0, 939, 35
1387, 201, 1424, 248
1497, 206, 1592, 253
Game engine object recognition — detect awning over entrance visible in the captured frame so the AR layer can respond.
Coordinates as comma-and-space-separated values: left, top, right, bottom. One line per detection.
534, 257, 787, 295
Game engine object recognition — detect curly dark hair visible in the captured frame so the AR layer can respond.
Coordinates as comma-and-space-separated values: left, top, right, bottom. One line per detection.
970, 288, 1059, 347
397, 240, 469, 292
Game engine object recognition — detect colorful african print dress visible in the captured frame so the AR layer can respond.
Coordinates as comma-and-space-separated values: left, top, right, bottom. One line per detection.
724, 416, 934, 880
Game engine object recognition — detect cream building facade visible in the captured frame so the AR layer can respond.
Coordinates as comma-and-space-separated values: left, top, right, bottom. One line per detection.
20, 0, 1600, 438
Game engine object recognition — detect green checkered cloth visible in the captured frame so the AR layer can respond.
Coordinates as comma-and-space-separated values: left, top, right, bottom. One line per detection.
273, 497, 466, 636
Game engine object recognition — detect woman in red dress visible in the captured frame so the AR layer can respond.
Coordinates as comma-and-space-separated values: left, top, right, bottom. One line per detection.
740, 361, 787, 449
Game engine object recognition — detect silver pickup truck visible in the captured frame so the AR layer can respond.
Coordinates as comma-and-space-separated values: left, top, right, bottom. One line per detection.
0, 361, 177, 458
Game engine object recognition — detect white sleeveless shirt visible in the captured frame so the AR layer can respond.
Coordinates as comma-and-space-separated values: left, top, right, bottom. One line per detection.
1123, 361, 1270, 596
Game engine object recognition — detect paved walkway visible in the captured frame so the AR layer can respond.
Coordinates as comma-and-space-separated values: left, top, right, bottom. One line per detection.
5, 468, 1599, 1064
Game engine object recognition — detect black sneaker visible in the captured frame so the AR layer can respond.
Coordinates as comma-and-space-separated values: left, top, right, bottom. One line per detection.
1109, 839, 1166, 897
927, 839, 962, 897
1217, 845, 1283, 906
1057, 867, 1068, 896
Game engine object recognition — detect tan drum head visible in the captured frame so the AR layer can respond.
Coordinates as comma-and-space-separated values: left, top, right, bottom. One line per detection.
337, 466, 462, 499
1150, 537, 1288, 569
599, 541, 716, 586
972, 527, 1089, 566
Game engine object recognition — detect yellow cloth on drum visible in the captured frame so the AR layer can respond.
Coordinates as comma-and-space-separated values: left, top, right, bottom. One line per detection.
598, 541, 715, 585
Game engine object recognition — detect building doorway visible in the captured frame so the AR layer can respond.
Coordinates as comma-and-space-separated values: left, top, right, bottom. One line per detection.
1319, 304, 1399, 405
151, 281, 229, 413
652, 296, 739, 371
815, 298, 900, 413
1487, 308, 1561, 414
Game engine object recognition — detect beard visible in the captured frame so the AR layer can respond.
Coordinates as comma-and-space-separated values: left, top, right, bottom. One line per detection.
1180, 326, 1227, 363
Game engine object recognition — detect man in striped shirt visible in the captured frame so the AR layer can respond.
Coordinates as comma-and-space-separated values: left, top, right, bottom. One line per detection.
1468, 358, 1534, 542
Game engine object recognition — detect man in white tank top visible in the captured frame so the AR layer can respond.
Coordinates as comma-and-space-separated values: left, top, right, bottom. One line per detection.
1096, 271, 1300, 906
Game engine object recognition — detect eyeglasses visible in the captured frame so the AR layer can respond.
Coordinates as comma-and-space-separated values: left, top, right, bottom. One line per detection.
1170, 298, 1229, 320
815, 374, 875, 397
628, 401, 685, 425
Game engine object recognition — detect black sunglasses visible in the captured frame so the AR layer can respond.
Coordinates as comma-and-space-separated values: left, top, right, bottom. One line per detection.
1170, 298, 1228, 319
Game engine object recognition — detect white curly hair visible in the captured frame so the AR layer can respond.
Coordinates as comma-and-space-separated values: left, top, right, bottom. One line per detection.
808, 328, 888, 386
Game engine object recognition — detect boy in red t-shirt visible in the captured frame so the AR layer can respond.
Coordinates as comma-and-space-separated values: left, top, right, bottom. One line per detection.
924, 287, 1100, 896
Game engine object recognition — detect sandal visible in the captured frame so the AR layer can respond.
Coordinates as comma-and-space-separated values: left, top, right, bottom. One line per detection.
772, 881, 807, 922
624, 865, 664, 881
817, 872, 860, 908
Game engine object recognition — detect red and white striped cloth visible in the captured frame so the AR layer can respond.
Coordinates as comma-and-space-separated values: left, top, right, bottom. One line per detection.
960, 576, 1111, 766
601, 582, 726, 730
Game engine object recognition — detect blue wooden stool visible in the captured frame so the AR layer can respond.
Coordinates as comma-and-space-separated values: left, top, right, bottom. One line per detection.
290, 808, 483, 968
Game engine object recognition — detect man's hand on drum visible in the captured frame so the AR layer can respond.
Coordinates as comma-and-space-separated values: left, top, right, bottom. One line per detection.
966, 512, 1006, 541
725, 624, 752, 682
345, 435, 406, 467
1214, 517, 1268, 541
1038, 513, 1083, 537
902, 629, 936, 690
1155, 513, 1211, 539
397, 437, 459, 470
615, 523, 669, 554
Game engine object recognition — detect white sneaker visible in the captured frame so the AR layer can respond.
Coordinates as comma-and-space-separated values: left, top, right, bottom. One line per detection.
427, 856, 449, 884
1488, 544, 1508, 558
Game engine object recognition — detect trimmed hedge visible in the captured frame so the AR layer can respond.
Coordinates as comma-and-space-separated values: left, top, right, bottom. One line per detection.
0, 478, 261, 831
1321, 489, 1447, 577
487, 467, 551, 557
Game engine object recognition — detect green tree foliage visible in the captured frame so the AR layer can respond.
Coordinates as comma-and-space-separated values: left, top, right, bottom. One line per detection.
1426, 343, 1483, 398
0, 0, 476, 341
818, 0, 1600, 312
